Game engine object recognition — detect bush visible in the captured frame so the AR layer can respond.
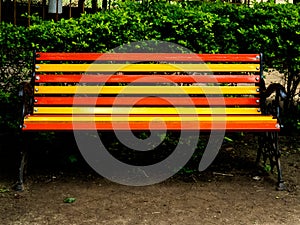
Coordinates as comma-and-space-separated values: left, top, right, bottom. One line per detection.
0, 1, 299, 131
0, 22, 33, 131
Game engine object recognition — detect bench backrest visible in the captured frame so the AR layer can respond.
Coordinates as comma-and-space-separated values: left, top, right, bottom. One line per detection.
31, 52, 264, 130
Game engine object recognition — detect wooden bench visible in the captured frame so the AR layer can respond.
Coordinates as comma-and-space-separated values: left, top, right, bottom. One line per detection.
17, 52, 286, 190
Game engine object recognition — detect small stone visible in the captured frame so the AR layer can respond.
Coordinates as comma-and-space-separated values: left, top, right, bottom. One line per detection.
252, 176, 261, 181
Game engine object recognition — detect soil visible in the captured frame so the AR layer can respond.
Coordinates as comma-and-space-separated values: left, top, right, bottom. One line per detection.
0, 132, 299, 225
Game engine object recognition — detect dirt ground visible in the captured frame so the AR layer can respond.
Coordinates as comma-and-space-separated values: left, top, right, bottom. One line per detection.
0, 132, 299, 225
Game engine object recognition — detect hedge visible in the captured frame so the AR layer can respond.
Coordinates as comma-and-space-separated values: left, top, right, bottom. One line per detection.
0, 1, 299, 131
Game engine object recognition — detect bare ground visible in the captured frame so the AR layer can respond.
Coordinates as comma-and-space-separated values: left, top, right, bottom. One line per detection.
0, 133, 299, 225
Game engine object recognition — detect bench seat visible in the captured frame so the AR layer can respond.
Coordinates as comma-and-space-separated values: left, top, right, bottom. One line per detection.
20, 52, 279, 132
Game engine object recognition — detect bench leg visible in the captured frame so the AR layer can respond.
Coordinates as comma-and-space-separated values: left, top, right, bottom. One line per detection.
15, 150, 27, 191
256, 135, 263, 167
271, 132, 285, 191
257, 132, 285, 190
14, 134, 28, 192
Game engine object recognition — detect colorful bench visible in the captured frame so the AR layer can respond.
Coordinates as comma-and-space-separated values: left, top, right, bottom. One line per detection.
17, 52, 286, 190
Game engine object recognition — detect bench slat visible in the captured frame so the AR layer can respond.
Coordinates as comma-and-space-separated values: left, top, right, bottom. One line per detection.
36, 53, 261, 62
36, 64, 260, 73
32, 107, 261, 115
34, 86, 260, 95
35, 75, 260, 83
23, 120, 278, 131
24, 115, 276, 122
34, 97, 260, 106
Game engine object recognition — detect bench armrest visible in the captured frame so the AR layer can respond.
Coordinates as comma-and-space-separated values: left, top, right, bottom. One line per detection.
261, 82, 287, 127
19, 82, 34, 126
264, 83, 287, 99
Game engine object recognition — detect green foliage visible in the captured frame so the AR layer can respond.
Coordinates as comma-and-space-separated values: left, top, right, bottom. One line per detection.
68, 154, 78, 163
264, 164, 272, 173
0, 25, 32, 131
0, 187, 10, 193
224, 136, 233, 142
63, 197, 76, 203
0, 2, 299, 133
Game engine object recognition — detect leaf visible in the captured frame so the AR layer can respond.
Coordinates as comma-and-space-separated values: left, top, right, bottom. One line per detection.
68, 155, 78, 164
224, 136, 233, 142
0, 187, 10, 193
264, 164, 272, 172
64, 197, 76, 203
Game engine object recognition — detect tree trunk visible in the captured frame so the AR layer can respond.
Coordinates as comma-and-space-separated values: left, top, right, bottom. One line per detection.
92, 0, 97, 13
102, 0, 107, 11
78, 0, 85, 14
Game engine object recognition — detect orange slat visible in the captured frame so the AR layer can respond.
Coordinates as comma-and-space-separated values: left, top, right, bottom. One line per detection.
22, 121, 278, 131
35, 75, 260, 83
34, 97, 260, 106
36, 53, 261, 62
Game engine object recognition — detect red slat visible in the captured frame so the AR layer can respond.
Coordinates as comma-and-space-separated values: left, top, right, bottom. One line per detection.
35, 75, 260, 83
36, 53, 260, 62
34, 97, 260, 106
23, 121, 279, 131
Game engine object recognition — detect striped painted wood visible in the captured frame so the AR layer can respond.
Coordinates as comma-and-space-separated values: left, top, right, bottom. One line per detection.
35, 75, 260, 83
22, 120, 279, 131
34, 97, 260, 106
22, 52, 273, 132
34, 86, 260, 95
24, 115, 276, 122
32, 107, 261, 115
36, 53, 261, 62
35, 64, 260, 73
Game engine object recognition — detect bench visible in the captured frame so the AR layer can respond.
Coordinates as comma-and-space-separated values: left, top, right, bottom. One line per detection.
17, 52, 286, 191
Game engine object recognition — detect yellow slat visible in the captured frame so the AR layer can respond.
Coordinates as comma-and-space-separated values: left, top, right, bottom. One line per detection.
25, 115, 275, 122
34, 86, 259, 95
36, 64, 260, 72
33, 107, 261, 115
